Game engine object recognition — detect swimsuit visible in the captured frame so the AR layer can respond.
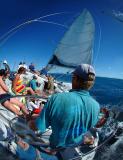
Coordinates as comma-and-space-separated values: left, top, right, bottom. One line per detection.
15, 78, 26, 94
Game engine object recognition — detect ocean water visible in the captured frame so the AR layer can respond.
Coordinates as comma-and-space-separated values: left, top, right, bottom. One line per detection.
53, 74, 123, 106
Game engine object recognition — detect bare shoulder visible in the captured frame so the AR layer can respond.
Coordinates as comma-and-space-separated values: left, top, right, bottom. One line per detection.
13, 74, 19, 82
15, 74, 20, 78
0, 77, 3, 84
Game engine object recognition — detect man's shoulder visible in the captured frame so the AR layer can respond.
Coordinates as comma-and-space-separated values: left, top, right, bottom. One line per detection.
47, 92, 73, 109
51, 92, 70, 100
53, 91, 69, 96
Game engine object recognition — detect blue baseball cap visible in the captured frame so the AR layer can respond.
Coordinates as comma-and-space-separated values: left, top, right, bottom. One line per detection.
72, 64, 95, 80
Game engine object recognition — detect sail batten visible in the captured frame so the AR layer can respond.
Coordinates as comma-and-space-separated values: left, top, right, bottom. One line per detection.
47, 9, 95, 73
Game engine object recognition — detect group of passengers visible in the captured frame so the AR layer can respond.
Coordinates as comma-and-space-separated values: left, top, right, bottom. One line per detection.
0, 61, 104, 158
14, 62, 55, 96
0, 62, 55, 119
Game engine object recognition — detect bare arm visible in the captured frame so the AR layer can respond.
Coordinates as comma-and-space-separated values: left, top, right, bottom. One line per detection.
12, 74, 20, 92
0, 78, 9, 92
4, 102, 22, 116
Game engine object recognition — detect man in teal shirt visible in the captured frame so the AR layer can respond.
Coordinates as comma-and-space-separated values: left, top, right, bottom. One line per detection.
29, 75, 41, 95
35, 64, 100, 149
29, 75, 37, 91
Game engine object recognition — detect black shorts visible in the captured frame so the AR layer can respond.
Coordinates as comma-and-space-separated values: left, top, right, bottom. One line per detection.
0, 93, 12, 105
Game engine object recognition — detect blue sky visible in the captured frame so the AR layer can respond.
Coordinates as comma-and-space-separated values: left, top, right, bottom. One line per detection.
0, 0, 123, 79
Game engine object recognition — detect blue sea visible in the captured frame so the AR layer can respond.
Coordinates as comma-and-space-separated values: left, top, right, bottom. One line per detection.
52, 73, 123, 106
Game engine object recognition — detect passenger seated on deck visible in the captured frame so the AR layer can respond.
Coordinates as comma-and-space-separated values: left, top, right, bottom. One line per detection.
47, 75, 55, 94
29, 63, 40, 75
0, 69, 29, 116
29, 75, 42, 95
29, 63, 34, 72
12, 67, 35, 95
3, 60, 10, 74
29, 64, 100, 149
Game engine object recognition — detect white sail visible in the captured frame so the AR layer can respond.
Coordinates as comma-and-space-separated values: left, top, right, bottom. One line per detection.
47, 9, 95, 73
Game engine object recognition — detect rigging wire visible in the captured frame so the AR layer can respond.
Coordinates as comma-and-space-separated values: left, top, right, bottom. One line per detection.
0, 12, 70, 46
92, 12, 102, 68
0, 20, 67, 47
0, 20, 35, 42
35, 12, 70, 20
0, 28, 22, 47
37, 20, 68, 28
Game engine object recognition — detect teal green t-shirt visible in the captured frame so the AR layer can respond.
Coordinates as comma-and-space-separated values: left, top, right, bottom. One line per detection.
29, 79, 37, 91
36, 90, 100, 149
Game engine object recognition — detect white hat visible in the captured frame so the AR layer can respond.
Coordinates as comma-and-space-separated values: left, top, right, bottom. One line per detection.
72, 64, 95, 80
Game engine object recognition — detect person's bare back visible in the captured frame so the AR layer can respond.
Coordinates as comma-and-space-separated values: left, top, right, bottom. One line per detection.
0, 76, 9, 94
